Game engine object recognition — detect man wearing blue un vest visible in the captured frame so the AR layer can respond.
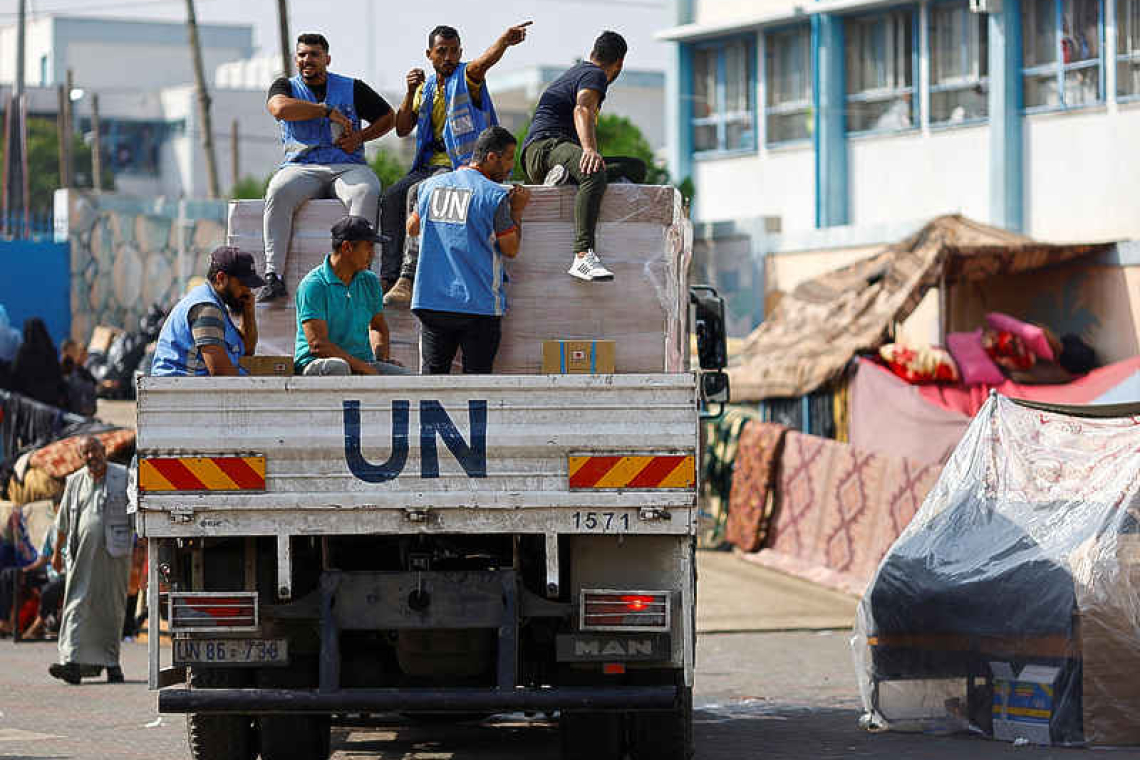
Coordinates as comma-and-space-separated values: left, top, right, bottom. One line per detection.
259, 33, 395, 304
406, 126, 531, 375
380, 22, 531, 310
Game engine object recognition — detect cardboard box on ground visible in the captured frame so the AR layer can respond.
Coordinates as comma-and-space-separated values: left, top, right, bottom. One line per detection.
227, 185, 689, 374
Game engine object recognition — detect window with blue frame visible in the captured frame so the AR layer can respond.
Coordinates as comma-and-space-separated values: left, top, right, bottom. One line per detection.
929, 1, 989, 124
765, 26, 812, 144
78, 118, 180, 176
1022, 0, 1102, 109
1117, 0, 1140, 97
692, 37, 757, 154
845, 9, 916, 133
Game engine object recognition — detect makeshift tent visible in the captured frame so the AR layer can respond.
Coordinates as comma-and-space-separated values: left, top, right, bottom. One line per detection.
855, 394, 1140, 747
730, 215, 1113, 402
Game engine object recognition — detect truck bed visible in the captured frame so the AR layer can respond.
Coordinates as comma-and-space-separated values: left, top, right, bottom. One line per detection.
136, 373, 698, 540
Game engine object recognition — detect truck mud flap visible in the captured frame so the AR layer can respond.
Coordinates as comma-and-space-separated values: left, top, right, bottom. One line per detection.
159, 685, 678, 714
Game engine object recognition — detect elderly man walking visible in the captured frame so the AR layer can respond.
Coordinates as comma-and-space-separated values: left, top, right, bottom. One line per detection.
48, 436, 133, 684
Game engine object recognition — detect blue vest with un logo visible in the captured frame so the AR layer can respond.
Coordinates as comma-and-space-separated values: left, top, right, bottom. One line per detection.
151, 283, 246, 376
279, 72, 364, 166
412, 63, 498, 172
411, 168, 510, 317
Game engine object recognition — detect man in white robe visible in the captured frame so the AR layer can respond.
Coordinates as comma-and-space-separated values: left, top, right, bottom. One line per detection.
48, 436, 133, 684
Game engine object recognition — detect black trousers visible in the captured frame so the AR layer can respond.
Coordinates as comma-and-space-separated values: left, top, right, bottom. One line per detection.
379, 166, 447, 283
414, 309, 502, 375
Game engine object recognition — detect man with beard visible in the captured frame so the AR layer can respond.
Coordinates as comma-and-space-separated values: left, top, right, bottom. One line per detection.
258, 33, 395, 303
406, 126, 530, 374
48, 436, 132, 684
379, 21, 530, 309
151, 247, 263, 377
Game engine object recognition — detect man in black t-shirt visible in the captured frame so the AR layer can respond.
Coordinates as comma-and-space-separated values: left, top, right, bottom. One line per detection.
258, 33, 395, 303
520, 31, 646, 282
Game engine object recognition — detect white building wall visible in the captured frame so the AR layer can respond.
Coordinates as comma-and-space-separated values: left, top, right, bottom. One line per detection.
1024, 108, 1140, 243
847, 126, 990, 229
692, 147, 814, 232
692, 0, 800, 24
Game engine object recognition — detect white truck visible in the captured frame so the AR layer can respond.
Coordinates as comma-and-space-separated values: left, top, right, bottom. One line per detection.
136, 187, 728, 760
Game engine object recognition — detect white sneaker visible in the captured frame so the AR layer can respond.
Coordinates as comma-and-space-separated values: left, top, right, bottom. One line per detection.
543, 164, 568, 186
568, 250, 614, 281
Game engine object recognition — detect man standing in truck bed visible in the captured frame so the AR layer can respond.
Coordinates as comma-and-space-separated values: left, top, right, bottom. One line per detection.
406, 126, 530, 374
520, 31, 647, 283
380, 21, 531, 309
258, 33, 395, 303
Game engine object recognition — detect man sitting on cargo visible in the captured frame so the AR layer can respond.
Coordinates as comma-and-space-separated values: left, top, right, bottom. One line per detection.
519, 30, 646, 282
151, 247, 263, 377
293, 216, 413, 376
406, 126, 530, 374
380, 21, 530, 310
258, 33, 396, 303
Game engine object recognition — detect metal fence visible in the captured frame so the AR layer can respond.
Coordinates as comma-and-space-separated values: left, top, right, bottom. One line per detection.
0, 211, 56, 240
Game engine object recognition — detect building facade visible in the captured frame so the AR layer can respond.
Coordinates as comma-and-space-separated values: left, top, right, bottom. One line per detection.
660, 0, 1140, 336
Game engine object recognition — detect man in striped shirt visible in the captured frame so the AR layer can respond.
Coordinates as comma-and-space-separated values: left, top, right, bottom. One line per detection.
151, 247, 262, 377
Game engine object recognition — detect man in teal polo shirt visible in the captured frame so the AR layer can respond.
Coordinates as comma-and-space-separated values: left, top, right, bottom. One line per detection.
294, 216, 413, 376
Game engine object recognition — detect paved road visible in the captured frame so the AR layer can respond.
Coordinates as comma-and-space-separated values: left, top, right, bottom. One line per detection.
2, 554, 1134, 759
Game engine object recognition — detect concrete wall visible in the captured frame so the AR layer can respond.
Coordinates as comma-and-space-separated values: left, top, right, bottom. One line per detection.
1023, 107, 1140, 243
0, 240, 71, 347
692, 0, 796, 24
55, 190, 227, 342
692, 146, 814, 231
847, 126, 990, 229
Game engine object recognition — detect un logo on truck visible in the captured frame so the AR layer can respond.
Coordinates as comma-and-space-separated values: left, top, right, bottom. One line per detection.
342, 400, 487, 483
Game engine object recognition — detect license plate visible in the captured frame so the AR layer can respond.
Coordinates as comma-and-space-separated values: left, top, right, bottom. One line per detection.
173, 638, 288, 666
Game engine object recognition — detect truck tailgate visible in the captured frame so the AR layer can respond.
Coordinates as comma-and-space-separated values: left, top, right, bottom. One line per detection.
136, 374, 697, 538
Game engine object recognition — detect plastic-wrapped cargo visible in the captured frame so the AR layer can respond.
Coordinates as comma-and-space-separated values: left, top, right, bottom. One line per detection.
227, 184, 691, 374
853, 394, 1140, 747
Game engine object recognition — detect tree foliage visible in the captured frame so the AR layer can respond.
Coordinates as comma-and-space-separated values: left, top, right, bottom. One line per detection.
370, 147, 407, 190
230, 174, 271, 199
0, 116, 111, 214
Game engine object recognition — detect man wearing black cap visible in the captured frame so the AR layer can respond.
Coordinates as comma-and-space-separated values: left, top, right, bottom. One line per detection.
294, 216, 412, 376
151, 247, 263, 376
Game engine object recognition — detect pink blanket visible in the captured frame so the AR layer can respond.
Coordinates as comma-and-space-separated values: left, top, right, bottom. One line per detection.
918, 356, 1140, 416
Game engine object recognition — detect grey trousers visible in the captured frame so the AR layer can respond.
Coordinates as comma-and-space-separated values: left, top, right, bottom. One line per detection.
263, 163, 382, 275
300, 357, 414, 376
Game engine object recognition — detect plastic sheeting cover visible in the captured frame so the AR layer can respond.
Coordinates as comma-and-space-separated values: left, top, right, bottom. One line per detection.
854, 394, 1140, 746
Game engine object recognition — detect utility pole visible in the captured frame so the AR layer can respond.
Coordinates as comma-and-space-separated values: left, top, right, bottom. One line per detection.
57, 85, 68, 186
91, 93, 103, 192
230, 118, 239, 193
63, 68, 74, 186
4, 0, 28, 233
185, 0, 220, 199
277, 0, 292, 77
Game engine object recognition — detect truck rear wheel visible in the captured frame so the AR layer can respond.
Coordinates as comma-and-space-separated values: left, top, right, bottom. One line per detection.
185, 668, 256, 760
258, 716, 331, 760
628, 685, 694, 760
559, 711, 625, 760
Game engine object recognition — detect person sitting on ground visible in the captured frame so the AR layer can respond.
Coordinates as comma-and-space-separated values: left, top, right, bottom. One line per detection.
520, 30, 647, 282
259, 33, 396, 303
21, 512, 66, 640
294, 216, 413, 376
151, 247, 262, 377
380, 21, 530, 309
0, 505, 42, 637
407, 126, 530, 374
50, 436, 132, 685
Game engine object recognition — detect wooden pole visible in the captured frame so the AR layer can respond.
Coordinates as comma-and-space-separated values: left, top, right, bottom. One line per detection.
185, 0, 220, 198
230, 118, 239, 194
277, 0, 292, 77
63, 68, 74, 187
57, 85, 68, 187
91, 93, 103, 192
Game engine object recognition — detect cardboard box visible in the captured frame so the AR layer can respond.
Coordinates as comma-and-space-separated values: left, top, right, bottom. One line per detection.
542, 340, 616, 374
89, 325, 123, 355
240, 355, 294, 376
990, 662, 1058, 745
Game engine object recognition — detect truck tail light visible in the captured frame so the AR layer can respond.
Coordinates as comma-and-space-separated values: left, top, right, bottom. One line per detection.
169, 592, 258, 633
580, 589, 671, 632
